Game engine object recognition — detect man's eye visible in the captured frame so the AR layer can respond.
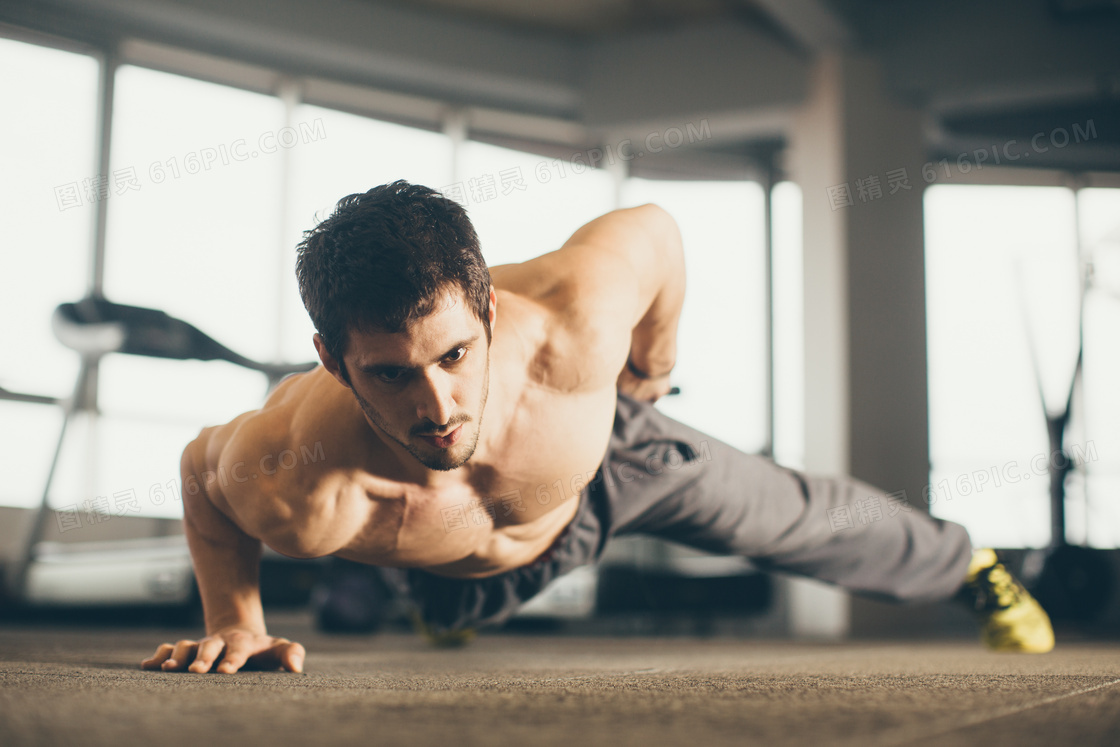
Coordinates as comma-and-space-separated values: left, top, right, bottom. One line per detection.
446, 347, 467, 363
377, 369, 405, 383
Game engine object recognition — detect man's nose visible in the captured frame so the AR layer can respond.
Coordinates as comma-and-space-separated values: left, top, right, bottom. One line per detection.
415, 369, 455, 427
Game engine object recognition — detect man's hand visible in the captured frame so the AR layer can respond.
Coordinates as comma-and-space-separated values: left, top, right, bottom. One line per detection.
616, 362, 674, 403
140, 626, 305, 674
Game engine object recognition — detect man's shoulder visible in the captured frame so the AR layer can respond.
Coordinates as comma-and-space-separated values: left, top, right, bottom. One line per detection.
492, 284, 627, 396
189, 369, 394, 557
198, 369, 345, 511
491, 240, 634, 318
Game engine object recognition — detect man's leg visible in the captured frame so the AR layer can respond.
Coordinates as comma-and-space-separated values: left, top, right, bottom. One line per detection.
601, 393, 1053, 652
599, 393, 973, 604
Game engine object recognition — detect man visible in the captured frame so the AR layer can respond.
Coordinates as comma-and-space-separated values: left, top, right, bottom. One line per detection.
142, 181, 1053, 675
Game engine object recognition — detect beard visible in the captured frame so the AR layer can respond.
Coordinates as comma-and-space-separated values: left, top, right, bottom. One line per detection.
350, 360, 489, 472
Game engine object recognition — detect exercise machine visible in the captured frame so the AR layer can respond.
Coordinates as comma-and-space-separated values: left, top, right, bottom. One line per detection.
1, 295, 316, 609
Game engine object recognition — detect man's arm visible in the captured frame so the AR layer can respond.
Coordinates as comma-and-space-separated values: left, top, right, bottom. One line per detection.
140, 433, 305, 674
181, 436, 267, 635
615, 206, 684, 400
496, 203, 684, 400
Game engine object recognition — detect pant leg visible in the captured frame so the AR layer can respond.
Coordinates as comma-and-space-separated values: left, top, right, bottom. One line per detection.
600, 392, 974, 604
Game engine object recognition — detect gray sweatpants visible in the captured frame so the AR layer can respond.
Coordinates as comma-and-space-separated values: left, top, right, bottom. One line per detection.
387, 392, 974, 634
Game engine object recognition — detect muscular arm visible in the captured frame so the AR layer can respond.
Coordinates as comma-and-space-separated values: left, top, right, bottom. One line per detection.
181, 436, 266, 635
140, 425, 305, 674
562, 204, 685, 380
496, 204, 685, 399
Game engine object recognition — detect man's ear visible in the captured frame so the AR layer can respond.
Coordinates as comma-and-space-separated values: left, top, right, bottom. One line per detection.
313, 333, 349, 388
488, 285, 497, 329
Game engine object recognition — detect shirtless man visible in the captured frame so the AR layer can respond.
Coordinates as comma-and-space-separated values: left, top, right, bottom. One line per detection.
142, 181, 1053, 675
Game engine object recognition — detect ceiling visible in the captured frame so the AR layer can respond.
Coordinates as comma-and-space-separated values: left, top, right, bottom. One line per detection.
369, 0, 772, 37
363, 0, 1120, 171
3, 0, 1118, 171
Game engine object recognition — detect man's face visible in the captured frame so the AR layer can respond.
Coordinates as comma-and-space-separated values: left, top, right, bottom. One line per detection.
334, 288, 493, 472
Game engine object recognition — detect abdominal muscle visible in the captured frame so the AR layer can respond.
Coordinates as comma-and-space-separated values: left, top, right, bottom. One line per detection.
419, 492, 583, 578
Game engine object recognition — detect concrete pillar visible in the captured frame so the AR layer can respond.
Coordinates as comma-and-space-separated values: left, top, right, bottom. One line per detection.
785, 52, 930, 638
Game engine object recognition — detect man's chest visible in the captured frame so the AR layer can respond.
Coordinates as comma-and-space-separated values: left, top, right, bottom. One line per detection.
328, 386, 619, 569
474, 387, 617, 525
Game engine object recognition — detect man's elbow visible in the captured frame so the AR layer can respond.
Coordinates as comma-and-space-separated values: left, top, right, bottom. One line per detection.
636, 202, 676, 228
180, 437, 211, 508
264, 523, 336, 560
639, 205, 684, 281
634, 204, 683, 256
256, 491, 344, 560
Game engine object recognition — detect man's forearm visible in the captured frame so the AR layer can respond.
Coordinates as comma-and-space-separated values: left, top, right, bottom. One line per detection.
628, 209, 685, 377
182, 449, 267, 635
629, 305, 681, 377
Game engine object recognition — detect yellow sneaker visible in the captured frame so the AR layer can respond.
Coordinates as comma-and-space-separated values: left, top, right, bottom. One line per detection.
960, 548, 1055, 653
409, 610, 476, 648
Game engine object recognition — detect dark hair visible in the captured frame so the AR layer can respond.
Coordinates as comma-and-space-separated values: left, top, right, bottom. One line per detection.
296, 180, 491, 381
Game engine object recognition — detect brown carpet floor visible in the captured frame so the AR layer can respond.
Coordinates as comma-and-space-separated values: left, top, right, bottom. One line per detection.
2, 613, 1118, 747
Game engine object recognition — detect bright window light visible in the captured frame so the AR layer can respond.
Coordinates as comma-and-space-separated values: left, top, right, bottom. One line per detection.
621, 178, 767, 454
458, 140, 617, 267
105, 64, 286, 363
0, 38, 98, 508
283, 105, 453, 362
1076, 188, 1120, 547
95, 65, 289, 517
925, 184, 1086, 548
772, 181, 804, 469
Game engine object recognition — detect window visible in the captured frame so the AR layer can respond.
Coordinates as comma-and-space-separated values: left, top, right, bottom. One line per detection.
0, 38, 98, 507
284, 105, 453, 362
1077, 188, 1120, 547
621, 179, 768, 454
457, 140, 617, 266
772, 181, 804, 469
87, 66, 290, 517
925, 184, 1120, 548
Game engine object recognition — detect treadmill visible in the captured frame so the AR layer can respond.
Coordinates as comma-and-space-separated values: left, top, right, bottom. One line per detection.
1, 296, 316, 609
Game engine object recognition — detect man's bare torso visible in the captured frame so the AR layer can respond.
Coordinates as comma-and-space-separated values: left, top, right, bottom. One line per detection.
193, 285, 622, 579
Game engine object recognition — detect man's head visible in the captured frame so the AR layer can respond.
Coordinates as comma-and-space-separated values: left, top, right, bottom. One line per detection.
296, 180, 495, 471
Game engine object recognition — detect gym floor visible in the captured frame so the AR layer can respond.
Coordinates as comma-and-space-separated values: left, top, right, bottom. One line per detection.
2, 612, 1118, 746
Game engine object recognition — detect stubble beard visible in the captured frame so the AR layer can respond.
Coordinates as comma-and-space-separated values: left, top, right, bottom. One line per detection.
350, 359, 489, 472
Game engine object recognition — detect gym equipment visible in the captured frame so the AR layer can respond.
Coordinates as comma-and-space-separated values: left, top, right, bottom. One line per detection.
1, 295, 317, 608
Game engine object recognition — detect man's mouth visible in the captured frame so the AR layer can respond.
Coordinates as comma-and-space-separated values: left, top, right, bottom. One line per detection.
417, 424, 464, 449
